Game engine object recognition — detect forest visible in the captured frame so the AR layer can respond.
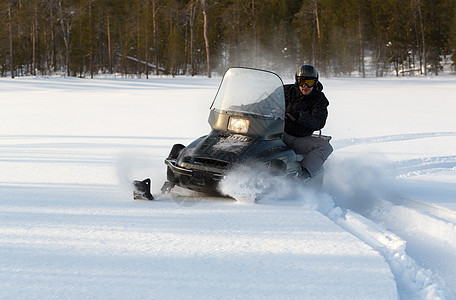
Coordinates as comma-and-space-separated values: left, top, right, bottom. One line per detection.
1, 0, 456, 78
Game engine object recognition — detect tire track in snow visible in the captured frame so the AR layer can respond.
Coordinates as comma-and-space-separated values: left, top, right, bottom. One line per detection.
333, 132, 456, 149
323, 190, 456, 299
323, 130, 456, 298
391, 155, 456, 179
369, 194, 456, 298
324, 205, 447, 300
220, 168, 447, 299
389, 194, 456, 226
218, 131, 456, 298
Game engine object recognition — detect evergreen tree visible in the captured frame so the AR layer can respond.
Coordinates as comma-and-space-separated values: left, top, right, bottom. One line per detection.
0, 0, 455, 77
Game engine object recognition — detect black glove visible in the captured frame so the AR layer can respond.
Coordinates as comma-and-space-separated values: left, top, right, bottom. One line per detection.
285, 113, 296, 122
285, 105, 298, 121
285, 101, 300, 122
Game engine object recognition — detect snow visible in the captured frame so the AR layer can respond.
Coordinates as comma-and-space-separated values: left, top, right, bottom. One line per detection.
1, 75, 455, 299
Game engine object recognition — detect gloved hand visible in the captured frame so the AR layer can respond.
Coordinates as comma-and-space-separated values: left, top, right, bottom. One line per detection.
285, 112, 296, 122
285, 104, 297, 122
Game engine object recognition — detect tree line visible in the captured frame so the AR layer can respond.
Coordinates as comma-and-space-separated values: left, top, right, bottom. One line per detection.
1, 0, 455, 79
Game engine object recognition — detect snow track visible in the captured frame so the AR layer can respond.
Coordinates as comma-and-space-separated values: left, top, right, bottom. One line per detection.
325, 128, 456, 299
333, 132, 456, 149
393, 156, 456, 179
390, 195, 456, 225
330, 211, 443, 299
325, 192, 456, 300
222, 163, 456, 299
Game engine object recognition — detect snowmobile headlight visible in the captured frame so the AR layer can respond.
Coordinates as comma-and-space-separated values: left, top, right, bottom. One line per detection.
227, 117, 250, 134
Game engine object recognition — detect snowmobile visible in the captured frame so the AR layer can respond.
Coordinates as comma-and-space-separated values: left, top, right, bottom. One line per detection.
133, 67, 331, 200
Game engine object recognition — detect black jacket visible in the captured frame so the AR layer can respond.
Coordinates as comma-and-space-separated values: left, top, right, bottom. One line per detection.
283, 82, 329, 137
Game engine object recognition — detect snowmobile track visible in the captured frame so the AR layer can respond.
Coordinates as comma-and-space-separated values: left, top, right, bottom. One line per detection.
325, 192, 456, 299
375, 194, 456, 249
327, 209, 445, 299
392, 155, 456, 179
389, 193, 456, 226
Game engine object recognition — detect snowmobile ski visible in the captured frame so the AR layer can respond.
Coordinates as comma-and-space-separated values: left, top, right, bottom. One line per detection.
133, 178, 154, 200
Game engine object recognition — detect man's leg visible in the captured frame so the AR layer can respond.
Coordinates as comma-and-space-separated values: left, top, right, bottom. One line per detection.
288, 135, 333, 177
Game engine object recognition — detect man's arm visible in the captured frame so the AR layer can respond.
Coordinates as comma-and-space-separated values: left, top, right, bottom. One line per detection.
296, 95, 329, 131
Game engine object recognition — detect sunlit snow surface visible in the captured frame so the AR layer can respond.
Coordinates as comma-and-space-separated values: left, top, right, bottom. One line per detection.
1, 75, 455, 299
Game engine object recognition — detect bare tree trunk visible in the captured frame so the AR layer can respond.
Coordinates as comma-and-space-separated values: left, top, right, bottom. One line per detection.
107, 12, 112, 74
8, 1, 14, 78
145, 0, 150, 79
58, 0, 71, 76
57, 0, 80, 76
32, 2, 38, 76
89, 1, 94, 79
137, 22, 140, 77
152, 0, 159, 75
121, 24, 127, 76
313, 0, 322, 69
201, 0, 211, 78
357, 4, 365, 78
49, 0, 57, 72
17, 0, 24, 76
417, 0, 426, 75
189, 2, 196, 76
251, 0, 257, 67
411, 0, 419, 74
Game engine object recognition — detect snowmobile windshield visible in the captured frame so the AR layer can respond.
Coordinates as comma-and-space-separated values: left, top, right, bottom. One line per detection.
210, 68, 285, 120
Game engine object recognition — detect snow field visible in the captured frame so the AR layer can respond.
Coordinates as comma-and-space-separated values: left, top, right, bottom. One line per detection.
1, 185, 397, 299
1, 75, 456, 299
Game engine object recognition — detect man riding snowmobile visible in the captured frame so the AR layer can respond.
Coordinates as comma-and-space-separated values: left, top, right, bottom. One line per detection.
133, 67, 332, 200
282, 64, 333, 180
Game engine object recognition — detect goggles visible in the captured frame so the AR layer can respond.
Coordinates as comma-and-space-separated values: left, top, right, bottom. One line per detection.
297, 78, 316, 87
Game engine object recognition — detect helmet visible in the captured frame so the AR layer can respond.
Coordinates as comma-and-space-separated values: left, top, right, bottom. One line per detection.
295, 64, 319, 83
